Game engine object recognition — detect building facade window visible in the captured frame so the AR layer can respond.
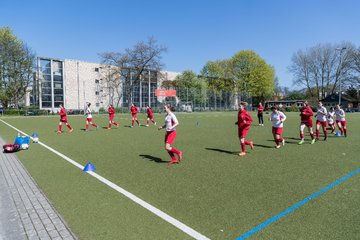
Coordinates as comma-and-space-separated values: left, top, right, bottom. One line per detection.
38, 58, 64, 110
122, 70, 158, 108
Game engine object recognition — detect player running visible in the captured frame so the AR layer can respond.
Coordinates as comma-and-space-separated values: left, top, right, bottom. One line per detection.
158, 104, 182, 165
335, 104, 347, 137
298, 101, 315, 145
107, 104, 119, 129
145, 106, 156, 127
130, 103, 140, 127
237, 102, 254, 157
269, 106, 286, 148
57, 104, 73, 134
85, 103, 98, 131
315, 101, 328, 141
326, 107, 336, 134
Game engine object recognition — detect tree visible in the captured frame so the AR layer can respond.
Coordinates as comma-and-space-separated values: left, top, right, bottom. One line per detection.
100, 65, 122, 107
229, 50, 275, 102
99, 37, 167, 107
0, 27, 35, 108
173, 70, 207, 105
200, 60, 234, 108
345, 86, 359, 100
351, 47, 360, 84
289, 43, 357, 99
285, 90, 306, 100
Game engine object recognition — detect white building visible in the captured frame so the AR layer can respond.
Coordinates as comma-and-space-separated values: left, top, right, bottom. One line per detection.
34, 57, 179, 112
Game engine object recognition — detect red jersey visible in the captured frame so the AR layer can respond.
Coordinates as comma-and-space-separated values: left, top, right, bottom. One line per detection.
300, 106, 314, 122
238, 109, 253, 128
147, 107, 153, 117
130, 106, 138, 114
257, 105, 264, 114
59, 107, 67, 121
300, 105, 314, 122
108, 106, 115, 116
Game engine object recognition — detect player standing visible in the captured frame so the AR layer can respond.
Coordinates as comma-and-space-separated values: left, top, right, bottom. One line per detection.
298, 101, 315, 145
315, 101, 328, 141
145, 106, 156, 127
335, 104, 347, 137
326, 107, 336, 134
85, 103, 98, 131
269, 106, 286, 148
57, 104, 73, 134
158, 104, 182, 165
107, 104, 119, 129
130, 103, 140, 127
237, 102, 254, 156
257, 102, 264, 126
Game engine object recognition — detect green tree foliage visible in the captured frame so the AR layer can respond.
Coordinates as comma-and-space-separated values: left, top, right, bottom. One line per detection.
0, 27, 35, 108
286, 90, 307, 100
173, 70, 207, 104
230, 50, 275, 101
345, 86, 359, 100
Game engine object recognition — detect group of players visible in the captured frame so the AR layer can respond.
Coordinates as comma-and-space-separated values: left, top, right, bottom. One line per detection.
57, 103, 157, 134
57, 102, 182, 165
238, 100, 348, 157
56, 100, 347, 163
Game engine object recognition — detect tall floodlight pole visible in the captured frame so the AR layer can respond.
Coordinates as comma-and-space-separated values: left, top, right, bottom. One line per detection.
336, 47, 347, 106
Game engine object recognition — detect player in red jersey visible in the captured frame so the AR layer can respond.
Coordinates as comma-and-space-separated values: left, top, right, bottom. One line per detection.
145, 106, 156, 127
57, 104, 73, 134
237, 102, 254, 157
315, 101, 328, 141
335, 104, 347, 137
269, 106, 287, 148
298, 101, 315, 145
257, 102, 264, 126
107, 104, 119, 129
130, 103, 140, 127
158, 104, 182, 165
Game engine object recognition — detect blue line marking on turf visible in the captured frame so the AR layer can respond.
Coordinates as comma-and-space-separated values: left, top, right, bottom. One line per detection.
236, 167, 360, 240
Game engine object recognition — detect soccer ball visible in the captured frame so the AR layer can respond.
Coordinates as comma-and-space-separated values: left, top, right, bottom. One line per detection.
33, 137, 39, 143
21, 144, 29, 150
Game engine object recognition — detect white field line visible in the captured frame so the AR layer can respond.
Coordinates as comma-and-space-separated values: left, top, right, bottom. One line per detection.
0, 119, 210, 240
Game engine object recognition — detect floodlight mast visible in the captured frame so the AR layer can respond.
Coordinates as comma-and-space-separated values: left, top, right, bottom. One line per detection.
335, 47, 347, 105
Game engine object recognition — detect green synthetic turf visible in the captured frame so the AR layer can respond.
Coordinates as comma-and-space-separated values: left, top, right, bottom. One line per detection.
0, 112, 359, 240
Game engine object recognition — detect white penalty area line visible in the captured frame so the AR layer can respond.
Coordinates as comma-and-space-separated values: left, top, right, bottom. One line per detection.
0, 119, 210, 240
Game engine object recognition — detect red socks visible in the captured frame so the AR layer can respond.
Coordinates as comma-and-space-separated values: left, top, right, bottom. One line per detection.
58, 125, 62, 131
167, 151, 176, 161
170, 147, 180, 155
241, 142, 246, 152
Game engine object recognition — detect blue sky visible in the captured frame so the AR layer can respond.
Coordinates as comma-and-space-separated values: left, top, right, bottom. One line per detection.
1, 0, 359, 88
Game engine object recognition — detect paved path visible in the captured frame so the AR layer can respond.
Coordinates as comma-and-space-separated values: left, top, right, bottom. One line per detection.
0, 137, 77, 240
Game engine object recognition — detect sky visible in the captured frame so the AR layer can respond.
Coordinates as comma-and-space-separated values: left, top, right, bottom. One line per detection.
1, 0, 360, 89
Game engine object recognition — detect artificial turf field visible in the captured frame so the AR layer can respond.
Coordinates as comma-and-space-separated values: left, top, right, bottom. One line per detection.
0, 111, 359, 240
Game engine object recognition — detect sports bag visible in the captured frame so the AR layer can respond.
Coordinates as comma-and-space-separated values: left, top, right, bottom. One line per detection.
3, 144, 21, 153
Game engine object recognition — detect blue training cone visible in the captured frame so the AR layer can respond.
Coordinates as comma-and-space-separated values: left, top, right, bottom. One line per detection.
83, 163, 96, 172
335, 132, 341, 137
